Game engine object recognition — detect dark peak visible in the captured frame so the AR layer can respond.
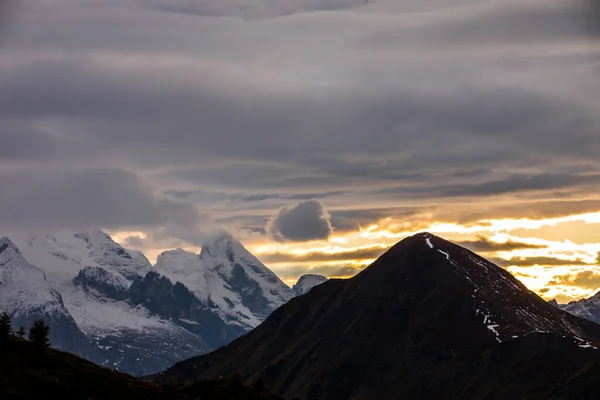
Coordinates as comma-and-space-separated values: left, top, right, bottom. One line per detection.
144, 270, 163, 281
159, 229, 600, 400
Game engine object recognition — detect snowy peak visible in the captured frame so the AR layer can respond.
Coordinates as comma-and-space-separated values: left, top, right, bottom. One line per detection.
293, 274, 328, 296
154, 233, 294, 329
558, 290, 600, 324
0, 238, 71, 325
199, 233, 291, 291
199, 234, 294, 311
0, 237, 23, 263
5, 230, 152, 287
199, 231, 235, 258
73, 230, 152, 280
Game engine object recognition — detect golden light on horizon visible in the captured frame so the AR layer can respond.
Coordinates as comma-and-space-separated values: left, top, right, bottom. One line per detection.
109, 210, 600, 303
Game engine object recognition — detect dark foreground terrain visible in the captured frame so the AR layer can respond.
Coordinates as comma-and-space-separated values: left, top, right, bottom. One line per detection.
0, 338, 283, 400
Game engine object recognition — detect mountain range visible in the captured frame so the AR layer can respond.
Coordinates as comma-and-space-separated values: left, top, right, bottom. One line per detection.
155, 233, 600, 400
554, 293, 600, 325
0, 230, 327, 375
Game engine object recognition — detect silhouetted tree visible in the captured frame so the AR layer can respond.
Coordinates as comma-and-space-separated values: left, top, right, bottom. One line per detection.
16, 326, 26, 339
0, 312, 12, 344
29, 319, 50, 350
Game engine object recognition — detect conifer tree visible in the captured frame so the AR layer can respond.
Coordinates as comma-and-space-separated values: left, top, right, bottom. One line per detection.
0, 312, 12, 342
29, 319, 50, 350
16, 326, 26, 339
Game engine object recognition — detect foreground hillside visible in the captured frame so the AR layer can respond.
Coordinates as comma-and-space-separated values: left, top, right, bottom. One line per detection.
156, 233, 600, 400
0, 339, 284, 400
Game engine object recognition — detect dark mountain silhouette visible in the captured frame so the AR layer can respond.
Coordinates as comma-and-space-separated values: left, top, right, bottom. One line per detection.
154, 233, 600, 400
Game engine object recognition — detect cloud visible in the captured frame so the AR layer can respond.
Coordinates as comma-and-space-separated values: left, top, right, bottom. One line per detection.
146, 0, 368, 19
455, 235, 547, 252
267, 200, 333, 242
0, 168, 203, 231
275, 263, 366, 280
492, 256, 593, 268
548, 270, 600, 289
260, 246, 386, 264
1, 0, 600, 258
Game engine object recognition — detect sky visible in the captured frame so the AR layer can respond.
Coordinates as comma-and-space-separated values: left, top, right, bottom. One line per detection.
1, 0, 600, 303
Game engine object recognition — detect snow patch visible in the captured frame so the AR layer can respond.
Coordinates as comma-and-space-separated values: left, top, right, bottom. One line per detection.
424, 236, 434, 249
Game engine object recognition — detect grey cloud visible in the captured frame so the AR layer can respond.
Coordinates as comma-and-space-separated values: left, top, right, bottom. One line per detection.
147, 0, 368, 19
330, 207, 426, 231
0, 124, 58, 160
121, 235, 146, 249
0, 0, 599, 245
267, 200, 333, 242
0, 168, 202, 231
435, 173, 600, 198
260, 246, 386, 264
455, 236, 547, 252
453, 199, 600, 224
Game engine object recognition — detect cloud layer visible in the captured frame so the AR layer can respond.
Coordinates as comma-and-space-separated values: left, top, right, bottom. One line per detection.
1, 0, 600, 294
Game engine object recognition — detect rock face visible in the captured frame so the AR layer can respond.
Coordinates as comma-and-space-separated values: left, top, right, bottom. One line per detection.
73, 266, 130, 301
0, 230, 294, 376
292, 274, 328, 296
129, 271, 245, 349
156, 233, 600, 400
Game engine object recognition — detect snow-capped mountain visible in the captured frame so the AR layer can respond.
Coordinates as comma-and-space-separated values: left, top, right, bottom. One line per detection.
5, 230, 151, 290
0, 237, 98, 360
556, 292, 600, 324
0, 229, 295, 375
292, 274, 328, 296
154, 233, 295, 332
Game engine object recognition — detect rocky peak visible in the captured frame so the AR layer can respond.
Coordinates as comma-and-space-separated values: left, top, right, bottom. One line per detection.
0, 237, 22, 264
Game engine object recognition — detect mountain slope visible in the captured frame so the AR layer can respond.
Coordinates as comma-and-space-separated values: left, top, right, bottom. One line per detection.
292, 274, 327, 296
156, 233, 600, 400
